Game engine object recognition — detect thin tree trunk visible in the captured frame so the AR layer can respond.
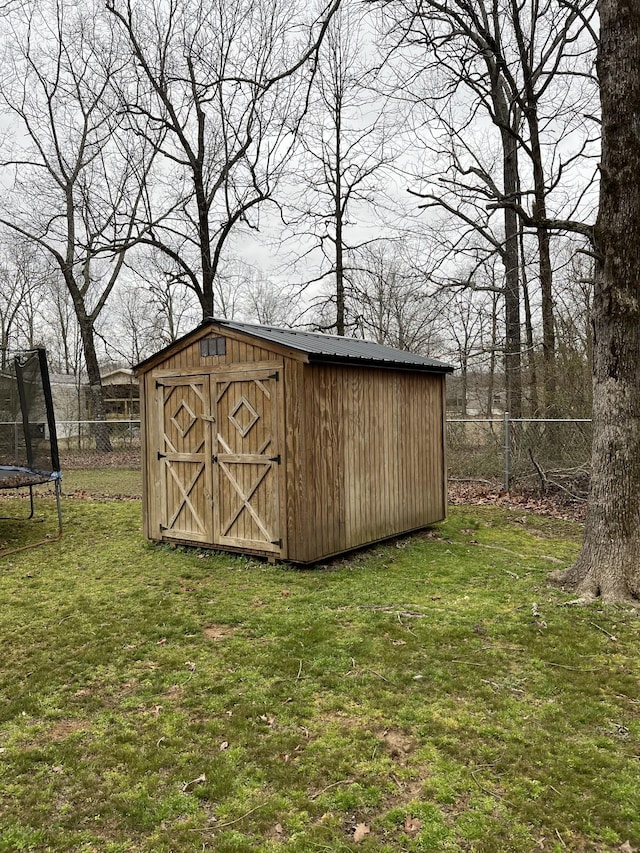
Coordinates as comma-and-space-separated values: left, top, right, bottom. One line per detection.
486, 291, 498, 417
335, 104, 345, 336
460, 354, 468, 417
71, 292, 112, 454
520, 228, 539, 416
502, 129, 522, 418
511, 0, 556, 415
529, 138, 557, 414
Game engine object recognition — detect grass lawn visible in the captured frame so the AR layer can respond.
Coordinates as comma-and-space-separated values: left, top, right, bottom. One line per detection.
0, 471, 638, 852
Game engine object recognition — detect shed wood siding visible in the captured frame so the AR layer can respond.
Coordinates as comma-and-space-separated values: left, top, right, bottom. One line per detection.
138, 321, 450, 562
287, 364, 445, 562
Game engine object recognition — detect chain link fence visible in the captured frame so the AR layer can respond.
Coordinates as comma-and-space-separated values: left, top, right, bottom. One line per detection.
54, 420, 141, 452
4, 416, 592, 496
447, 415, 592, 496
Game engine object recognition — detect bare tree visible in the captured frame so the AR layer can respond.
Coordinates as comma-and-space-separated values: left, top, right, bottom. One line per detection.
551, 248, 593, 417
41, 273, 83, 376
379, 0, 598, 415
240, 275, 301, 327
438, 265, 504, 416
0, 236, 47, 366
0, 0, 157, 449
123, 246, 201, 348
107, 0, 342, 320
350, 241, 445, 353
284, 0, 399, 335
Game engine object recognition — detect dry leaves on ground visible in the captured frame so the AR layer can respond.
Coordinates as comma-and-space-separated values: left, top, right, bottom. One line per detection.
449, 481, 586, 523
353, 823, 370, 843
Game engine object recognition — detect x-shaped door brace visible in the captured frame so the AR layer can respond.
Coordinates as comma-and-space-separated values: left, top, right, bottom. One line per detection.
216, 434, 274, 542
218, 462, 272, 541
165, 460, 207, 534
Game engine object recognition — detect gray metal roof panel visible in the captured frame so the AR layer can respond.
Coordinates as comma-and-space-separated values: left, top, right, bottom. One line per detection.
213, 319, 453, 373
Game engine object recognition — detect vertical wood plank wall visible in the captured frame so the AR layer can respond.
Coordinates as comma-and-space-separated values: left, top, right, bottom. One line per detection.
286, 363, 446, 562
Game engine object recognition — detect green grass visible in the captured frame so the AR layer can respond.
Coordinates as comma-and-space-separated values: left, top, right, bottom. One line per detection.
0, 474, 638, 852
61, 467, 142, 499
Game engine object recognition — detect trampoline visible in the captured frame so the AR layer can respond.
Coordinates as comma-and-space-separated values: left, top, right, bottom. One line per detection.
0, 349, 62, 547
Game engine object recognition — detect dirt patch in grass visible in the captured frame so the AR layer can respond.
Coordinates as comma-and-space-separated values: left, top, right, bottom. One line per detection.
47, 719, 89, 741
203, 624, 237, 641
379, 728, 416, 762
160, 684, 185, 704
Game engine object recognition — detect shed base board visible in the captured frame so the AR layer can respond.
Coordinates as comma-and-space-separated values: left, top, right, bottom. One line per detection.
147, 515, 446, 564
288, 518, 447, 564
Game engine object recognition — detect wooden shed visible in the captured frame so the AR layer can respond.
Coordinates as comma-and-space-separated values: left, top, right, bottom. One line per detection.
136, 319, 453, 563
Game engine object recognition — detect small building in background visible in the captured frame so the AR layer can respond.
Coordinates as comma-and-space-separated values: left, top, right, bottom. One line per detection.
136, 318, 453, 563
49, 368, 140, 448
101, 368, 140, 420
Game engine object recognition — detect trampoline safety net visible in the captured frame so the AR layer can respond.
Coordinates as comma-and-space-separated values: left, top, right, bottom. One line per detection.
0, 349, 60, 482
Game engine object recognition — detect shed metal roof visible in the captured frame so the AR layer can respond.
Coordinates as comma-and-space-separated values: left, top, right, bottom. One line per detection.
212, 319, 454, 373
135, 318, 454, 374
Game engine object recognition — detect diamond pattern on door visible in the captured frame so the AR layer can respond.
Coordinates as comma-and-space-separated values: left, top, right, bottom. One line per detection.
228, 396, 260, 437
156, 376, 213, 543
170, 400, 198, 438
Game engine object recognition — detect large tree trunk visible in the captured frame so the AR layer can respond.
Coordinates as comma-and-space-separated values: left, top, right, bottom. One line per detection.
550, 0, 640, 602
196, 169, 214, 319
492, 78, 522, 419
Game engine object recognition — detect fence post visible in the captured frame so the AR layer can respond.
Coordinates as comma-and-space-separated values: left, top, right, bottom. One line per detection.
503, 410, 511, 491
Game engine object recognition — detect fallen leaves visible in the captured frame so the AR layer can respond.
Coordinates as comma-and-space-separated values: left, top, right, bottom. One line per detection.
404, 816, 422, 834
448, 482, 586, 522
353, 822, 370, 843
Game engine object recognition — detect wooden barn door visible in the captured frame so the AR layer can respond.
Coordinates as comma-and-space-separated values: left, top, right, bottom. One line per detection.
212, 368, 283, 555
155, 374, 213, 544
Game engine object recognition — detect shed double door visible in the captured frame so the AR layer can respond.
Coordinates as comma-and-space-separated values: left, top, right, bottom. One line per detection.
155, 367, 283, 554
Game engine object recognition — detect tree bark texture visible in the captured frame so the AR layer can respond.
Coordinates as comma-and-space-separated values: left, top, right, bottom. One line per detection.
552, 0, 640, 601
335, 106, 346, 337
520, 228, 540, 415
71, 287, 112, 454
502, 128, 523, 419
